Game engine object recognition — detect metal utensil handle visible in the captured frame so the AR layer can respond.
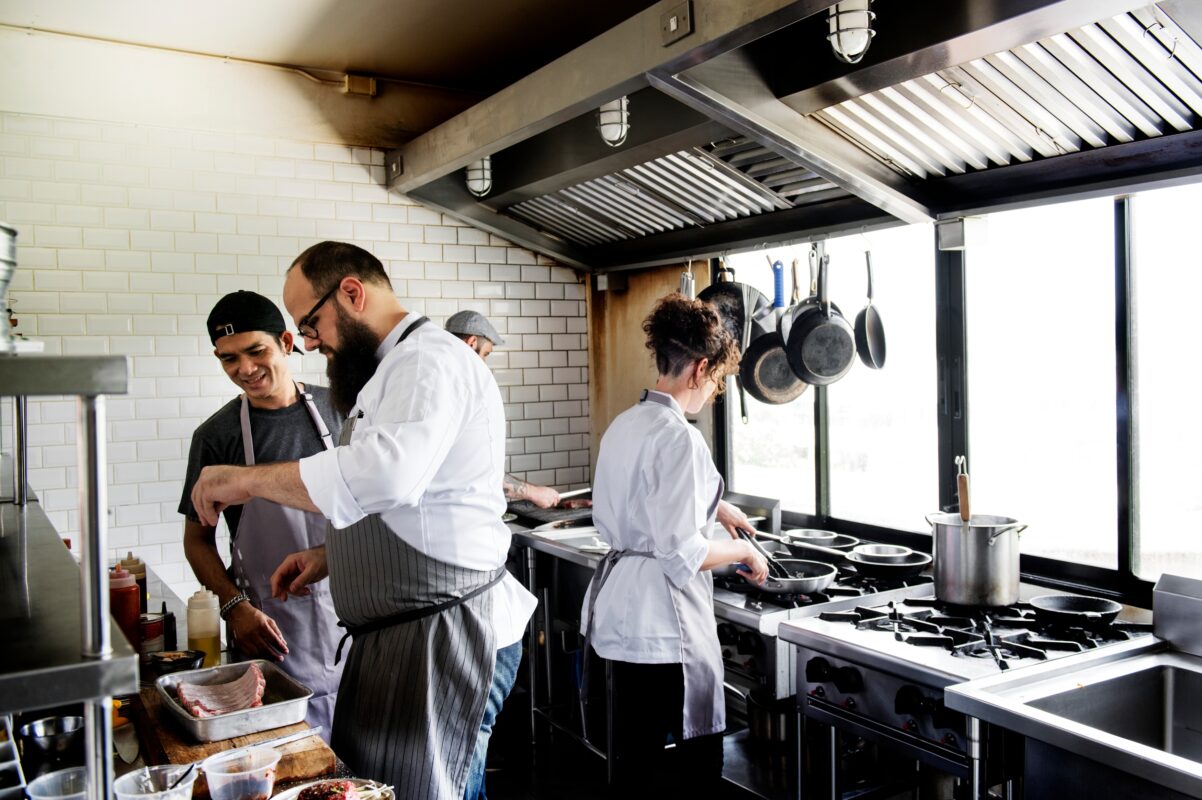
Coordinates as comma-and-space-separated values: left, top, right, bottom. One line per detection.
737, 528, 789, 579
807, 247, 818, 295
790, 259, 801, 304
986, 524, 1028, 546
818, 254, 832, 319
865, 251, 874, 304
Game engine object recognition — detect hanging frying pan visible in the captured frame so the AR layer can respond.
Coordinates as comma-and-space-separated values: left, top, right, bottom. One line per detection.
740, 259, 806, 405
696, 262, 774, 347
785, 254, 856, 386
854, 251, 887, 369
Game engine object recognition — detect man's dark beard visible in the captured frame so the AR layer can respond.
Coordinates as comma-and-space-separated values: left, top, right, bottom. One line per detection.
325, 308, 382, 416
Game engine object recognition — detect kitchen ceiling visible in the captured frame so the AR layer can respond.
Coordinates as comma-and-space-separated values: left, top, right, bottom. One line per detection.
391, 0, 1202, 272
9, 1, 1202, 272
0, 0, 660, 109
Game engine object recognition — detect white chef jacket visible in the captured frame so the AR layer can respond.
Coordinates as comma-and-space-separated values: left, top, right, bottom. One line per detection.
583, 390, 723, 663
299, 314, 536, 648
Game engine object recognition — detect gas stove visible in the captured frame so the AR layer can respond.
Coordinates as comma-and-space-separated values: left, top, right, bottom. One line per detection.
778, 587, 1154, 799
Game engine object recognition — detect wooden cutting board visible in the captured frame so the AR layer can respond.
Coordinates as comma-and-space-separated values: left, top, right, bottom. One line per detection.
136, 687, 336, 798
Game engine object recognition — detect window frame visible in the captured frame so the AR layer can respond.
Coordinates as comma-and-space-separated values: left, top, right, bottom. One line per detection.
716, 196, 1155, 608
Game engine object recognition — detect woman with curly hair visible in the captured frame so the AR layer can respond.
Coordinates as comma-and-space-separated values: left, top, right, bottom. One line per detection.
582, 293, 770, 795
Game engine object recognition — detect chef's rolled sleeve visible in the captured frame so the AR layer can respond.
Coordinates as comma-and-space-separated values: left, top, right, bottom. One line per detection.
299, 447, 365, 529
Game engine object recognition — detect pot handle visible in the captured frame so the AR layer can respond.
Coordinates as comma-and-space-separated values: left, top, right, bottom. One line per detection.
987, 524, 1028, 547
924, 514, 939, 528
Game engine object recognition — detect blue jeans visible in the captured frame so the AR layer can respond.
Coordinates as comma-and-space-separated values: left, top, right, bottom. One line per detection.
464, 641, 522, 800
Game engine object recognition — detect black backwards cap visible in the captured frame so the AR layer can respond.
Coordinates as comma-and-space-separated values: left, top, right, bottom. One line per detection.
206, 291, 288, 345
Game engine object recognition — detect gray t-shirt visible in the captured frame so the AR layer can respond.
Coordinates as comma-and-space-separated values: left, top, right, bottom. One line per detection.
178, 385, 344, 536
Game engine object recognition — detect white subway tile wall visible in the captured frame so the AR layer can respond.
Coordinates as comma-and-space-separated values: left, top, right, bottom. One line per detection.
0, 112, 590, 600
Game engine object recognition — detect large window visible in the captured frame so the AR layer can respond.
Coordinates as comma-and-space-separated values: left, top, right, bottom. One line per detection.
725, 224, 937, 526
965, 198, 1117, 568
724, 249, 816, 513
826, 225, 938, 531
1131, 183, 1202, 581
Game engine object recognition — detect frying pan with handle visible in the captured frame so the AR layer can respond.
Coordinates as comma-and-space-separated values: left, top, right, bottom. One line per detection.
740, 258, 806, 405
785, 254, 856, 386
764, 535, 933, 580
1029, 594, 1122, 626
725, 529, 839, 594
854, 250, 886, 369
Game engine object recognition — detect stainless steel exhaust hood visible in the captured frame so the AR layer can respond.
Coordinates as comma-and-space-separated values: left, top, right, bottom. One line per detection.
388, 0, 1202, 271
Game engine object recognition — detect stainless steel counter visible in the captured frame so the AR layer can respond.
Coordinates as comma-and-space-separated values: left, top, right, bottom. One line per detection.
0, 485, 139, 714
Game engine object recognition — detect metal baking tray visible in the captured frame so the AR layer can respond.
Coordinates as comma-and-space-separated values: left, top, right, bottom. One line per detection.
155, 660, 312, 742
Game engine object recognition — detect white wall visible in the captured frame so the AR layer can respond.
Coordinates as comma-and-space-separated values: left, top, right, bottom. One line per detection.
0, 110, 590, 600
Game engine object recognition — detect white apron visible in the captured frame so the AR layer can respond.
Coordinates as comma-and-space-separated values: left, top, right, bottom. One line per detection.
584, 389, 727, 740
231, 388, 344, 735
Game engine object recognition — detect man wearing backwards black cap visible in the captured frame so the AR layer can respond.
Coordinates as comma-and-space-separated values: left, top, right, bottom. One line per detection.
445, 310, 565, 510
178, 290, 345, 736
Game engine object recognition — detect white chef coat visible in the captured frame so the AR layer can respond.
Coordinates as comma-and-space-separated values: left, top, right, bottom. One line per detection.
583, 390, 723, 663
299, 314, 536, 647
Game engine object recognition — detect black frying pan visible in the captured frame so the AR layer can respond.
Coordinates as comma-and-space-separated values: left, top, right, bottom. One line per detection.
1029, 594, 1122, 626
854, 251, 886, 369
785, 254, 856, 386
741, 257, 806, 405
740, 332, 806, 404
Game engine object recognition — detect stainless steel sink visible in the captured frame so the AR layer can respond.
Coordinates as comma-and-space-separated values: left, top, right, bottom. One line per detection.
947, 639, 1202, 797
1027, 662, 1202, 760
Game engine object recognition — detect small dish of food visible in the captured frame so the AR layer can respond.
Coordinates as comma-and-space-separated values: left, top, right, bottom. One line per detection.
146, 650, 207, 677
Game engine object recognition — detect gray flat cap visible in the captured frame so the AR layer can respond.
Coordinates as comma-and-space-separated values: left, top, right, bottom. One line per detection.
445, 310, 505, 346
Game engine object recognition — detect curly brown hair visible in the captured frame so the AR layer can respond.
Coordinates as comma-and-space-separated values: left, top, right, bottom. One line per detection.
643, 293, 741, 390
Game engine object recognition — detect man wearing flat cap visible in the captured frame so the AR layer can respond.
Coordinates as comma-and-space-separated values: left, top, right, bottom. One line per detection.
446, 310, 563, 510
179, 290, 345, 735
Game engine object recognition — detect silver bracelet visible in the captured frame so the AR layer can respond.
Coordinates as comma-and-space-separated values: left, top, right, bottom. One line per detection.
220, 592, 250, 620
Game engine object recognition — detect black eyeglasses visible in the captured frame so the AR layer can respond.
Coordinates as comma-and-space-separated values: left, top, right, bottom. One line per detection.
297, 284, 339, 340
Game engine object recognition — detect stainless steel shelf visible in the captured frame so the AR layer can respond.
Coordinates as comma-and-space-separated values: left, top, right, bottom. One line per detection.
0, 355, 128, 397
0, 498, 139, 715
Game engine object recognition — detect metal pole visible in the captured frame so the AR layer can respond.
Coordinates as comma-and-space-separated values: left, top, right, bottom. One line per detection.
77, 395, 114, 799
524, 546, 538, 747
967, 716, 983, 799
13, 395, 27, 505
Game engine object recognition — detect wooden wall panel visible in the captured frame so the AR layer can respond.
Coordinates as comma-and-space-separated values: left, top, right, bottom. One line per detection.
587, 263, 713, 469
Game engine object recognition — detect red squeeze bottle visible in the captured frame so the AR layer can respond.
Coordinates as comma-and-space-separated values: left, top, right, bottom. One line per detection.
109, 566, 141, 651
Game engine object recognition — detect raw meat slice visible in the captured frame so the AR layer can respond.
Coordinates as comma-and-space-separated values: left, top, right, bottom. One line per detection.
298, 781, 360, 800
177, 663, 266, 718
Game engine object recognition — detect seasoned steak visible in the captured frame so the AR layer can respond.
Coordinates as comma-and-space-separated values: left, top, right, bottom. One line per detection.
298, 781, 359, 800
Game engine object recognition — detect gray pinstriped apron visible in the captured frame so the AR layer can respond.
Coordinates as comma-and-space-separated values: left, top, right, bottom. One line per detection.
326, 316, 504, 799
231, 386, 342, 735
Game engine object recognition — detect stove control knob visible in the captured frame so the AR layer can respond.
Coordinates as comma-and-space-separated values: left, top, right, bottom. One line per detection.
841, 697, 856, 710
941, 733, 958, 748
894, 685, 931, 716
902, 719, 919, 734
805, 657, 833, 683
832, 666, 863, 694
809, 686, 826, 698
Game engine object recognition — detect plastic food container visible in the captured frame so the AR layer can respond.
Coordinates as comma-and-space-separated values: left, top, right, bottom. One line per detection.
113, 765, 199, 800
25, 767, 87, 800
201, 747, 280, 800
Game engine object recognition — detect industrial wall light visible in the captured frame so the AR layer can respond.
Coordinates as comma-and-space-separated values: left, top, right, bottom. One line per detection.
828, 0, 876, 64
597, 96, 630, 147
465, 156, 492, 197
